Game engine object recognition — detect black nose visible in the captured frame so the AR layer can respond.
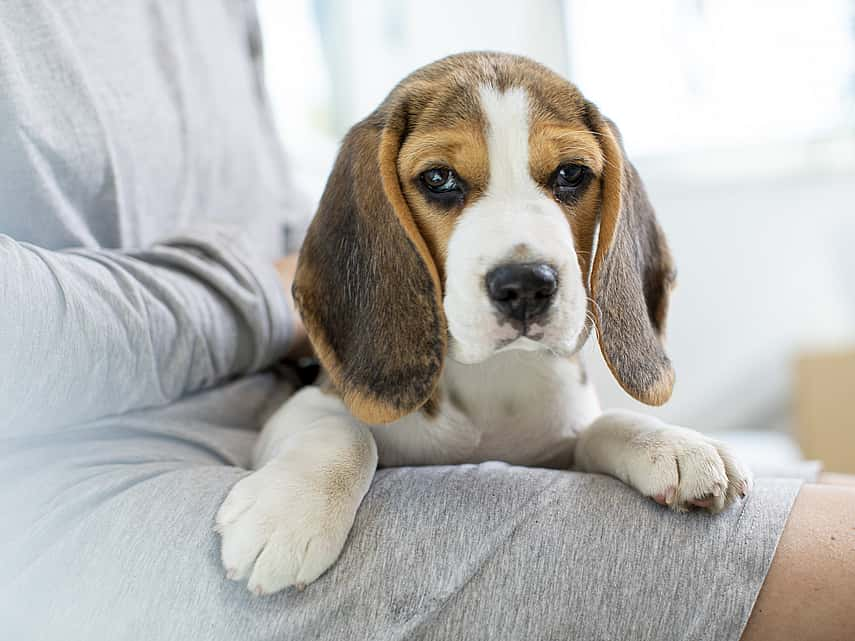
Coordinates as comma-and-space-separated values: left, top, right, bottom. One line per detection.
485, 263, 558, 323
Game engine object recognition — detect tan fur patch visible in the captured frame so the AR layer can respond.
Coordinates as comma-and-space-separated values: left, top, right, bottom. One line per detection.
398, 126, 489, 284
527, 121, 605, 280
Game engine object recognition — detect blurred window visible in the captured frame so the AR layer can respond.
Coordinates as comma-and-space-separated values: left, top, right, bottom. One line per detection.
566, 0, 855, 156
259, 0, 855, 185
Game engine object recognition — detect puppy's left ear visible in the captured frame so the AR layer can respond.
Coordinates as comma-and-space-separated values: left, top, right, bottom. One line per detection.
586, 103, 677, 406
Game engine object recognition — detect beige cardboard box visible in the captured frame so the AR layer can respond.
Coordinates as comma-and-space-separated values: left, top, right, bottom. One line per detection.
795, 348, 855, 474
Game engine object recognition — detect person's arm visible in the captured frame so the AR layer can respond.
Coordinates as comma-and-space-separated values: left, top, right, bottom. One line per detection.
0, 225, 302, 435
740, 482, 855, 641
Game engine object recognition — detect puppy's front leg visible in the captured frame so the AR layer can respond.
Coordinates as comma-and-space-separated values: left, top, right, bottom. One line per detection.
216, 387, 377, 595
574, 411, 752, 513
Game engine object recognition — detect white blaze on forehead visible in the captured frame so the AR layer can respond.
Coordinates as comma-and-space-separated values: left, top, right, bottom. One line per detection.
478, 85, 535, 198
443, 83, 588, 364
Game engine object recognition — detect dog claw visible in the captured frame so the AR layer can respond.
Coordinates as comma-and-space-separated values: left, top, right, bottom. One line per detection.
653, 486, 677, 507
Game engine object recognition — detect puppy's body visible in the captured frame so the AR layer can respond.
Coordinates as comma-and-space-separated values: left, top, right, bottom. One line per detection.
216, 53, 752, 595
374, 352, 598, 468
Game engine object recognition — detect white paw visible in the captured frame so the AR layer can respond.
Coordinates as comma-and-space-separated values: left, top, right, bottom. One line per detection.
215, 462, 358, 595
622, 426, 753, 513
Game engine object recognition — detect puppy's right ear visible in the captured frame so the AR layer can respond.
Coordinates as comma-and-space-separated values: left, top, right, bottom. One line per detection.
293, 103, 447, 425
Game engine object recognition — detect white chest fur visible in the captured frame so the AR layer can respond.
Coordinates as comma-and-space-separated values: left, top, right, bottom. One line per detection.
369, 349, 602, 468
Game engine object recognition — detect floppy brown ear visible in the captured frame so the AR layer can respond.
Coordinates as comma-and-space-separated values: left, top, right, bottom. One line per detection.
586, 104, 677, 406
293, 103, 447, 424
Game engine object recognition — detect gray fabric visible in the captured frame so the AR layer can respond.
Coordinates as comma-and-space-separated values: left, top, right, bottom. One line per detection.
0, 0, 305, 435
0, 376, 803, 640
0, 1, 807, 640
0, 229, 292, 435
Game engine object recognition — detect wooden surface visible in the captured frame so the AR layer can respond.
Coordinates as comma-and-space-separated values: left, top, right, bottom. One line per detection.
795, 348, 855, 474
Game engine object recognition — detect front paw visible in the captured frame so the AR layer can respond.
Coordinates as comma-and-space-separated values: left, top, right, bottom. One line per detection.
215, 462, 358, 595
622, 426, 752, 513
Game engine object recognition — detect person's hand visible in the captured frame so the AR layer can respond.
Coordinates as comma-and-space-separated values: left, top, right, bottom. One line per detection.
274, 255, 311, 359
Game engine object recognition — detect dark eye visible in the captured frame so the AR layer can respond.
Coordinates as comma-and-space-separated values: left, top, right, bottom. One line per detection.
553, 163, 590, 201
420, 167, 460, 194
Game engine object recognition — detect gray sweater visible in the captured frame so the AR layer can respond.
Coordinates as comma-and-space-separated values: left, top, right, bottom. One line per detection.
0, 0, 305, 435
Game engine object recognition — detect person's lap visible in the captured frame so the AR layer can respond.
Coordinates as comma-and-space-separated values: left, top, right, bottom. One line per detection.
0, 375, 806, 641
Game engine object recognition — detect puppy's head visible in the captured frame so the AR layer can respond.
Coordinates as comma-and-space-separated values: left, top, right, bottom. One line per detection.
295, 52, 676, 424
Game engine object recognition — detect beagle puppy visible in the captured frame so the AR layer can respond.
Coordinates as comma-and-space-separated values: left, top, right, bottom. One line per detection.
216, 52, 752, 595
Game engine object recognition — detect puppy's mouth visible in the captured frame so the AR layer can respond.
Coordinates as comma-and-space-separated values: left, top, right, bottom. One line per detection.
494, 320, 549, 351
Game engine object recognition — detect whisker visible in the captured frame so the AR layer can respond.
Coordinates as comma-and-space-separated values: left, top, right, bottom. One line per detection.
586, 296, 603, 322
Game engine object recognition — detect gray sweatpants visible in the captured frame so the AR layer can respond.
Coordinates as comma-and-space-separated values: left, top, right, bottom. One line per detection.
0, 373, 802, 641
